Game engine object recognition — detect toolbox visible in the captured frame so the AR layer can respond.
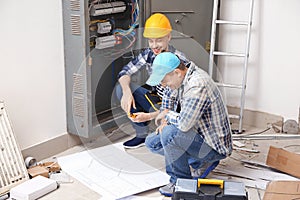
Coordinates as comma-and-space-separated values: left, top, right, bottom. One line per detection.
172, 178, 248, 200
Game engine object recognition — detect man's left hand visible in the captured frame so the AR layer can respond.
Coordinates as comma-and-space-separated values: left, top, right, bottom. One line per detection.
156, 119, 168, 134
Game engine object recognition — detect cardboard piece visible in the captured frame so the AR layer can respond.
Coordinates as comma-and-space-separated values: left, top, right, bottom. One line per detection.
263, 181, 300, 200
266, 146, 300, 178
27, 166, 49, 178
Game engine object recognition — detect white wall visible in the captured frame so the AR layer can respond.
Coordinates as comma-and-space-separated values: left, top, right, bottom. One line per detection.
218, 0, 300, 121
0, 0, 299, 150
0, 0, 66, 149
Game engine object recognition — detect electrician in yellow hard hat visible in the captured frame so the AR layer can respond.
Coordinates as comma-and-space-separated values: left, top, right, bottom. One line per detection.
116, 13, 189, 148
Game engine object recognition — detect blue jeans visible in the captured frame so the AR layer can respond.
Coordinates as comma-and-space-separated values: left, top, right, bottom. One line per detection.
115, 83, 159, 138
145, 125, 226, 184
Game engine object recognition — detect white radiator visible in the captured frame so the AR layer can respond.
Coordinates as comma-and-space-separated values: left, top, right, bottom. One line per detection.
0, 101, 29, 196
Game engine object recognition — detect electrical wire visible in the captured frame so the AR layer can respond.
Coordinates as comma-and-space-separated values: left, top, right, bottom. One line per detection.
112, 0, 139, 36
103, 0, 138, 56
232, 127, 271, 137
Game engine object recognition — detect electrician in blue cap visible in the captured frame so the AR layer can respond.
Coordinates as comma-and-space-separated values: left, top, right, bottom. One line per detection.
145, 52, 233, 197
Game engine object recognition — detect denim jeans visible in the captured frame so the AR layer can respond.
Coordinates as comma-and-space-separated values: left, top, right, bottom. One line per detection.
145, 125, 226, 184
115, 83, 159, 138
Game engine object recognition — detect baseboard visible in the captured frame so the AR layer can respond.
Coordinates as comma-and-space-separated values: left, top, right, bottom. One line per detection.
21, 108, 284, 161
227, 106, 284, 130
21, 133, 82, 162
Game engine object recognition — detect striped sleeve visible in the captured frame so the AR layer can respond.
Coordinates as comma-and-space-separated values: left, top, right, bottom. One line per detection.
118, 48, 153, 78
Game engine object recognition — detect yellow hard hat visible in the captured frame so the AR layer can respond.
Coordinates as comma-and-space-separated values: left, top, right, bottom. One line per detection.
143, 13, 172, 38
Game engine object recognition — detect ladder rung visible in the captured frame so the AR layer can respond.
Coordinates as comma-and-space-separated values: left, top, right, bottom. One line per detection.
216, 82, 243, 89
215, 20, 249, 26
229, 114, 240, 119
213, 51, 245, 57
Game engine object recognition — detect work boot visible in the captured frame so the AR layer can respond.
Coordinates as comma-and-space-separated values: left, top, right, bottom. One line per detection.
123, 137, 145, 149
191, 161, 220, 179
159, 182, 175, 197
191, 167, 203, 178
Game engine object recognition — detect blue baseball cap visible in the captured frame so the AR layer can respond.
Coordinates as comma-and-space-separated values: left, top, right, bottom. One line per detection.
146, 52, 180, 86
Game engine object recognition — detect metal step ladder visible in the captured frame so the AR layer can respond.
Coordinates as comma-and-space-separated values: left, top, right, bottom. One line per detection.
208, 0, 254, 133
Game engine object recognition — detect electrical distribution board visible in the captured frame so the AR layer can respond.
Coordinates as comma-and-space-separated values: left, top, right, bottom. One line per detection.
62, 0, 142, 137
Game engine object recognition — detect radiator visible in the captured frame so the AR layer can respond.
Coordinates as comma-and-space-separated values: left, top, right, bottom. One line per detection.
0, 101, 29, 196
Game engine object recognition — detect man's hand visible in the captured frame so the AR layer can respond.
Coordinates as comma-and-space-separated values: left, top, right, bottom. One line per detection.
121, 91, 136, 114
119, 75, 136, 114
155, 109, 169, 126
156, 119, 168, 134
130, 110, 159, 123
130, 112, 149, 122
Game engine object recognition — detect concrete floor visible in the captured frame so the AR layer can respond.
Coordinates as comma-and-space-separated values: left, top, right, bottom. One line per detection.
37, 123, 300, 200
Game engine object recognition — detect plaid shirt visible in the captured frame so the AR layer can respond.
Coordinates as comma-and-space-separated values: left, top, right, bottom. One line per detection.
118, 45, 188, 97
161, 62, 232, 156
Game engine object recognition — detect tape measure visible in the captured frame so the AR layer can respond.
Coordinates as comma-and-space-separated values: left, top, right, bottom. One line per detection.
24, 157, 37, 168
283, 119, 299, 134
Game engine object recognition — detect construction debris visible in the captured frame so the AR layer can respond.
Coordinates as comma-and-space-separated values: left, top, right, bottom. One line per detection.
282, 119, 299, 134
38, 162, 61, 173
233, 147, 260, 153
27, 166, 49, 178
266, 145, 300, 179
263, 181, 300, 200
27, 161, 62, 178
233, 134, 300, 140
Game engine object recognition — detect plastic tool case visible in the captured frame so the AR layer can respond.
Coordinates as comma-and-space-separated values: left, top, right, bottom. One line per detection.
172, 178, 248, 200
